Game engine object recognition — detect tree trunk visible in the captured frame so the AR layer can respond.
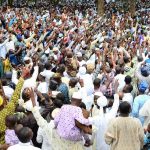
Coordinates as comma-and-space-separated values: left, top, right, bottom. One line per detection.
97, 0, 104, 16
129, 0, 136, 17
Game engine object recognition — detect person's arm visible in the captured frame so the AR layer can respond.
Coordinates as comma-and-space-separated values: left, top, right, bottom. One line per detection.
31, 66, 39, 82
139, 101, 150, 117
30, 88, 54, 144
36, 127, 43, 144
108, 94, 120, 118
74, 107, 91, 126
1, 67, 30, 115
0, 144, 10, 150
11, 69, 18, 85
104, 120, 115, 145
132, 98, 140, 118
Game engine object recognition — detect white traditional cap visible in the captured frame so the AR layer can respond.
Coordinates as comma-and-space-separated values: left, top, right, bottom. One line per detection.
94, 92, 103, 97
45, 49, 50, 54
52, 91, 60, 98
24, 56, 30, 61
97, 96, 108, 108
76, 52, 82, 57
51, 108, 60, 118
72, 92, 82, 99
53, 47, 59, 52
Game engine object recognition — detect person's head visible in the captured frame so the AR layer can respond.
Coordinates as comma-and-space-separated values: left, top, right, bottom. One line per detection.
44, 63, 52, 70
22, 88, 30, 102
5, 115, 18, 129
53, 99, 63, 108
137, 56, 143, 62
71, 92, 82, 106
49, 79, 58, 91
123, 84, 133, 93
124, 75, 132, 85
124, 56, 130, 64
76, 52, 83, 61
16, 127, 33, 143
56, 93, 65, 102
94, 92, 103, 105
69, 78, 78, 88
115, 65, 121, 74
53, 73, 62, 83
93, 78, 101, 89
79, 102, 86, 109
138, 81, 149, 94
86, 63, 95, 74
119, 101, 131, 116
57, 64, 66, 75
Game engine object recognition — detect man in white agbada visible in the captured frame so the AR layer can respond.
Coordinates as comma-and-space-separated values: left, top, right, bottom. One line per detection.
91, 94, 120, 150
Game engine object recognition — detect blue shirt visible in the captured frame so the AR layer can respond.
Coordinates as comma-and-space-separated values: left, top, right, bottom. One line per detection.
58, 83, 69, 103
132, 95, 150, 124
145, 58, 150, 64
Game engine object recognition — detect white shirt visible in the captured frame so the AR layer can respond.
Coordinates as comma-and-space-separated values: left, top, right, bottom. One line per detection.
42, 69, 54, 85
91, 94, 120, 150
5, 40, 15, 51
22, 66, 39, 90
0, 39, 9, 59
37, 123, 53, 150
139, 100, 150, 128
114, 74, 125, 92
3, 86, 14, 100
122, 93, 133, 108
37, 82, 48, 94
78, 60, 86, 67
8, 142, 41, 150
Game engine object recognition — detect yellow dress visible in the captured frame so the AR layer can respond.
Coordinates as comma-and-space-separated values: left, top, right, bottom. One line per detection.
0, 78, 24, 144
3, 58, 12, 73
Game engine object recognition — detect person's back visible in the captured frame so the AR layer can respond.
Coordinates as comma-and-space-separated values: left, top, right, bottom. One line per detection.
8, 126, 41, 150
105, 116, 144, 150
105, 101, 144, 150
8, 142, 41, 150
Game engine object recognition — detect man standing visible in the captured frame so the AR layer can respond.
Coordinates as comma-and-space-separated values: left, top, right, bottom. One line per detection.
105, 101, 144, 150
54, 92, 92, 149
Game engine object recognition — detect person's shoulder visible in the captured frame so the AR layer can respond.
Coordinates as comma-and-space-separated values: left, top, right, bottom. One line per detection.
7, 144, 19, 149
131, 117, 142, 125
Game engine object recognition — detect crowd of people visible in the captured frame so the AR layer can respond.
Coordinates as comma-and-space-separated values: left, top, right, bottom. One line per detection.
0, 0, 150, 150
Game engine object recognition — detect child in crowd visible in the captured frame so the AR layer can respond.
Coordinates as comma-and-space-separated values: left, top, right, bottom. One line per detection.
5, 115, 20, 145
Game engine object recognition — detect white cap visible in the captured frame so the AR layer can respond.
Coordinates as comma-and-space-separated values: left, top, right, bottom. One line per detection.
45, 49, 50, 54
94, 92, 103, 97
24, 57, 30, 61
51, 108, 60, 118
52, 91, 60, 98
53, 47, 59, 52
97, 96, 108, 108
72, 92, 82, 100
76, 52, 82, 57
